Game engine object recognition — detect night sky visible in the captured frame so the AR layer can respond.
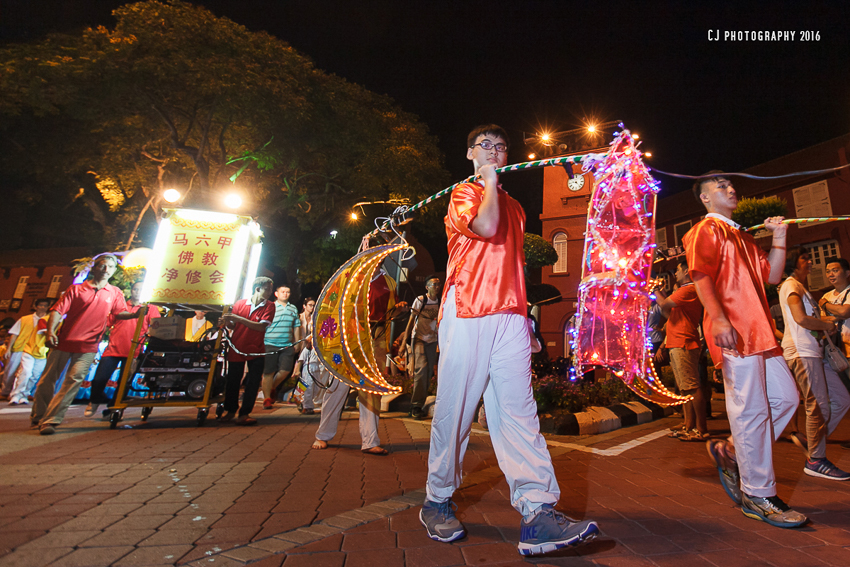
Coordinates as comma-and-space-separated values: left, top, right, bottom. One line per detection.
3, 0, 849, 234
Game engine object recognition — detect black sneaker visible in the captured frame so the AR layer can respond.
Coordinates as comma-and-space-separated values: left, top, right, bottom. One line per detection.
420, 499, 465, 542
411, 407, 424, 420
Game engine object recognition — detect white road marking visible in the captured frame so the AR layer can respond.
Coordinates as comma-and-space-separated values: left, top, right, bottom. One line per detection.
546, 427, 671, 456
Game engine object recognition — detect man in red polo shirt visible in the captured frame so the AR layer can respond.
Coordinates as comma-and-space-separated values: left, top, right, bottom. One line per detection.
85, 281, 161, 418
32, 254, 141, 435
220, 276, 275, 425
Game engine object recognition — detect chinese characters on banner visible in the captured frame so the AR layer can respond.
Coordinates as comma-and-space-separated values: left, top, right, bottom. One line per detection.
147, 214, 245, 304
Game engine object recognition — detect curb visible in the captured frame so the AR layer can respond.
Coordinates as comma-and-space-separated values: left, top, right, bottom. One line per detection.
538, 400, 673, 436
385, 392, 674, 437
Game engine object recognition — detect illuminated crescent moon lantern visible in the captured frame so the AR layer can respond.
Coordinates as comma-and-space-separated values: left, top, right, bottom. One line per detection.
573, 129, 690, 406
313, 243, 405, 395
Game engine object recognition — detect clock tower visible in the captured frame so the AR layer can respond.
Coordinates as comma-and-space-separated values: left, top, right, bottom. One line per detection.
538, 157, 596, 358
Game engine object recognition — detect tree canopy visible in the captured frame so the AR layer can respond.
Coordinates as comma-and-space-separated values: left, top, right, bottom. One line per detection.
523, 233, 559, 271
0, 0, 448, 283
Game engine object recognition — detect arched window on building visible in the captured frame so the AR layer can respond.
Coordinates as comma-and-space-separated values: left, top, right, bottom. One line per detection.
553, 232, 568, 273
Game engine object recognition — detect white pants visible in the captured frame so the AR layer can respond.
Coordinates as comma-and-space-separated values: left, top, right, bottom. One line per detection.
1, 351, 24, 396
426, 287, 559, 517
301, 382, 316, 411
10, 353, 46, 403
787, 357, 850, 460
721, 352, 798, 497
314, 378, 380, 450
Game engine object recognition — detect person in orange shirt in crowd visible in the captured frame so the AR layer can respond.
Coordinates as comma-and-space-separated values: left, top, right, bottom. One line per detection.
657, 261, 707, 441
85, 281, 160, 418
685, 172, 804, 528
420, 125, 598, 555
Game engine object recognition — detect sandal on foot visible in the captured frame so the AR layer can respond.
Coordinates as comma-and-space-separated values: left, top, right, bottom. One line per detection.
679, 430, 711, 442
668, 426, 688, 438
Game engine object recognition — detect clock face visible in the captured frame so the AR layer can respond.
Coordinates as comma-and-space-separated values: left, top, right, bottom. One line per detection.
568, 174, 585, 192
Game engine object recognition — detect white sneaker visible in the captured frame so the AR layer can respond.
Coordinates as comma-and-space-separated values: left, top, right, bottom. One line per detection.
84, 403, 99, 418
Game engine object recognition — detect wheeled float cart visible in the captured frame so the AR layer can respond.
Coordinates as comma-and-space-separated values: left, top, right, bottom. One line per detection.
106, 207, 263, 428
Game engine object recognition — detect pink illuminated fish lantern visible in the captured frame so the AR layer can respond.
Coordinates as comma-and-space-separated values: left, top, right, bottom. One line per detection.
573, 129, 690, 406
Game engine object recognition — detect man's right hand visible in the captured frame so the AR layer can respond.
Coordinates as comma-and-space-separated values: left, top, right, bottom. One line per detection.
711, 317, 740, 355
479, 163, 498, 186
47, 332, 59, 348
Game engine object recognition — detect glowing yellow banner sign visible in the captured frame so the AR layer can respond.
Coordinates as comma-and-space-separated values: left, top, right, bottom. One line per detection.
141, 209, 262, 305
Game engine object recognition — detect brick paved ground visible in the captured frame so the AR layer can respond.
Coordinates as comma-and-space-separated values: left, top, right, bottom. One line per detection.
1, 399, 849, 566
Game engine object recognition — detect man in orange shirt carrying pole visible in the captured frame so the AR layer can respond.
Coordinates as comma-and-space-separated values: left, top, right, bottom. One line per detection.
685, 172, 804, 528
420, 125, 598, 556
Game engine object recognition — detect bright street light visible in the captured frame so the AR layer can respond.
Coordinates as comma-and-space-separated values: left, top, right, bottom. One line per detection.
350, 212, 359, 221
330, 230, 338, 238
587, 124, 597, 133
163, 189, 181, 203
528, 153, 536, 160
224, 193, 242, 209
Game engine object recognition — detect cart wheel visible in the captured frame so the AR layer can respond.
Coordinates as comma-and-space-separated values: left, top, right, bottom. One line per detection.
197, 408, 208, 427
215, 404, 224, 419
109, 410, 121, 429
141, 407, 152, 422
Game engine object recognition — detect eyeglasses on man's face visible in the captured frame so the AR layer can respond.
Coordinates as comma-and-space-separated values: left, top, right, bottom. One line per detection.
470, 140, 508, 153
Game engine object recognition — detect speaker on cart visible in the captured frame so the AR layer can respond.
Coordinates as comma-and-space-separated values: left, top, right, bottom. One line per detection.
187, 379, 207, 399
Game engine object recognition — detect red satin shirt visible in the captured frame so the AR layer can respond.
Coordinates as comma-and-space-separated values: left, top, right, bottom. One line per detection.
684, 216, 781, 368
443, 181, 526, 319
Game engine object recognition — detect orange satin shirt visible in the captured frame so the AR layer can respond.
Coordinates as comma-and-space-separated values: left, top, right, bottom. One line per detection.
684, 215, 781, 368
442, 182, 526, 319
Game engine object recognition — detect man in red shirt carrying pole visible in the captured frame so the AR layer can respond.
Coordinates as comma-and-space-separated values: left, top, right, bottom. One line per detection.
32, 254, 142, 435
219, 276, 275, 426
685, 172, 805, 528
420, 125, 598, 556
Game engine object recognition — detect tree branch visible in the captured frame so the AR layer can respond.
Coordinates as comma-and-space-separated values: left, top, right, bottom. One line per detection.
196, 100, 217, 160
180, 103, 198, 145
213, 119, 231, 186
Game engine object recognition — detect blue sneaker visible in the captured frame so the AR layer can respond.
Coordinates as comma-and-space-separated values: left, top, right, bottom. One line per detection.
706, 439, 741, 504
420, 499, 465, 542
518, 505, 599, 556
804, 458, 850, 481
741, 494, 807, 528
